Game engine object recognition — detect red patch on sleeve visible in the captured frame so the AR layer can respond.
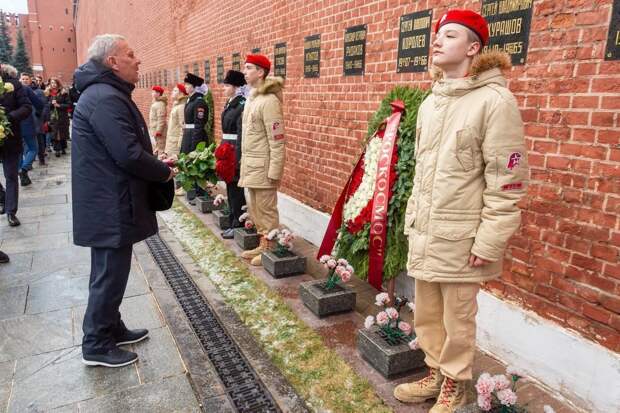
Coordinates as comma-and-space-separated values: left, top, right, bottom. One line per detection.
506, 152, 522, 170
501, 182, 523, 191
274, 134, 285, 140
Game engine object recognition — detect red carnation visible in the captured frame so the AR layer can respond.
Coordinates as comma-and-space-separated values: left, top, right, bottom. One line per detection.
215, 142, 235, 160
215, 143, 237, 183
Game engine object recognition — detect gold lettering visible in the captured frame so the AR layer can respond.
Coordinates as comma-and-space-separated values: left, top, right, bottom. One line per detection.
402, 34, 426, 49
346, 44, 363, 57
305, 51, 319, 61
482, 2, 498, 17
489, 17, 523, 37
413, 16, 430, 30
401, 19, 413, 32
498, 0, 532, 14
615, 30, 620, 46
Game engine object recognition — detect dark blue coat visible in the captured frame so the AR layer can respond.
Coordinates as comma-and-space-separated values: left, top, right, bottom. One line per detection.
0, 76, 32, 154
20, 86, 45, 138
71, 60, 171, 248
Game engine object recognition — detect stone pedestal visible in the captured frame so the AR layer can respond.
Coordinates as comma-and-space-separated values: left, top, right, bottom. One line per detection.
213, 210, 230, 230
196, 196, 222, 214
185, 189, 196, 203
299, 279, 356, 318
262, 250, 306, 278
455, 404, 482, 413
357, 326, 425, 378
234, 228, 259, 250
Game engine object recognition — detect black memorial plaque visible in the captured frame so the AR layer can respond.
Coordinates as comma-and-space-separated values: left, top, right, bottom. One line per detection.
481, 0, 533, 65
204, 60, 211, 83
184, 64, 189, 75
344, 24, 367, 76
232, 53, 241, 71
605, 0, 620, 60
274, 42, 287, 78
193, 62, 199, 76
252, 47, 261, 54
163, 69, 168, 86
397, 9, 433, 73
217, 57, 224, 83
304, 34, 321, 78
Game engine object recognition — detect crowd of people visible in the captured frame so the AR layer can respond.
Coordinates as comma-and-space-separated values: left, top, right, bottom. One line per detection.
0, 65, 79, 263
0, 7, 529, 412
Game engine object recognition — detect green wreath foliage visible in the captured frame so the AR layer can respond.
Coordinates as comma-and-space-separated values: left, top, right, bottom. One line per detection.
335, 86, 429, 281
203, 89, 215, 145
175, 141, 218, 191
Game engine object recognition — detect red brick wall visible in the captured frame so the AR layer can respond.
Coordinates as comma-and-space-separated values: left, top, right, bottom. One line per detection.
75, 0, 620, 351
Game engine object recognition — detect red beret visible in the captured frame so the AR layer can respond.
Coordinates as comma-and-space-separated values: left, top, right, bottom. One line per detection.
245, 54, 271, 72
176, 83, 187, 95
435, 9, 489, 46
152, 85, 164, 95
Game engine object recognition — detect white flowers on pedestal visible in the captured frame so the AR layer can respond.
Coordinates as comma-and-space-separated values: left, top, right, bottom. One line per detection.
343, 136, 382, 223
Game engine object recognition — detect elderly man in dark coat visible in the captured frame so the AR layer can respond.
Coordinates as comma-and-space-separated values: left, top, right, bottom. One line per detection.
0, 64, 32, 228
72, 34, 175, 367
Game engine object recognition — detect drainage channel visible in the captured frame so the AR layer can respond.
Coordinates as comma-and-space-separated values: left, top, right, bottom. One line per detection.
145, 234, 281, 413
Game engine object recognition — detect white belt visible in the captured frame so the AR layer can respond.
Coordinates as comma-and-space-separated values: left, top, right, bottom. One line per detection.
184, 124, 195, 129
222, 133, 237, 141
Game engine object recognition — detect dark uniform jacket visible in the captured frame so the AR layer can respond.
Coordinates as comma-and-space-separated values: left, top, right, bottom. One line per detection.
180, 91, 208, 154
71, 60, 171, 248
0, 76, 32, 154
221, 95, 245, 180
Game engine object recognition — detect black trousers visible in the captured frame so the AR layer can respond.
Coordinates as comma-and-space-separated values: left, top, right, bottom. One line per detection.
0, 149, 21, 215
227, 178, 246, 228
37, 133, 46, 161
82, 244, 133, 354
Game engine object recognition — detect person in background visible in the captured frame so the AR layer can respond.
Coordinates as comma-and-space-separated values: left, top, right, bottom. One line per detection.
159, 83, 188, 195
18, 73, 45, 185
46, 78, 71, 157
218, 70, 247, 239
148, 85, 167, 155
0, 63, 33, 227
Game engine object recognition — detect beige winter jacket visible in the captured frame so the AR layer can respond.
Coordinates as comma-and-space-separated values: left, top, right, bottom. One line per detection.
164, 95, 187, 157
239, 77, 286, 189
148, 96, 167, 139
405, 51, 528, 283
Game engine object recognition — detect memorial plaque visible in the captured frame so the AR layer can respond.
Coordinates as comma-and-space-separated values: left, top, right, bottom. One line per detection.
157, 70, 162, 86
163, 69, 168, 86
605, 0, 620, 60
193, 62, 199, 76
344, 24, 367, 76
304, 34, 321, 78
184, 64, 189, 75
204, 60, 211, 83
232, 53, 241, 71
176, 67, 180, 83
252, 47, 261, 53
397, 9, 432, 73
481, 0, 533, 65
217, 57, 224, 83
274, 42, 287, 78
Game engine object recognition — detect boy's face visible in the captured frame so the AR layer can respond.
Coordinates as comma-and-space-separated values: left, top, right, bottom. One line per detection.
432, 23, 480, 69
243, 63, 264, 87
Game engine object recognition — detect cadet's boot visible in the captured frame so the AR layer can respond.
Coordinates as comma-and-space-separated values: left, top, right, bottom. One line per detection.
429, 377, 467, 413
241, 235, 266, 260
394, 367, 443, 403
250, 239, 273, 266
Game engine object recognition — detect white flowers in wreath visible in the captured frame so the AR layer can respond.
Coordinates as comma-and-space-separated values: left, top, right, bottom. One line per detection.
342, 136, 382, 223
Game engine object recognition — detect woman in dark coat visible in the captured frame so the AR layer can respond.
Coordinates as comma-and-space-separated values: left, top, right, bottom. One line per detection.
46, 78, 71, 157
217, 70, 247, 239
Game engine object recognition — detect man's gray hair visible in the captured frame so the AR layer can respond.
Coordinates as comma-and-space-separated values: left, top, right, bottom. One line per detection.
87, 34, 126, 64
0, 64, 18, 78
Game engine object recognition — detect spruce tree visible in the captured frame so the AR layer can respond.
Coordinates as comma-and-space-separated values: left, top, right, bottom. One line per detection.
13, 29, 31, 74
0, 13, 13, 64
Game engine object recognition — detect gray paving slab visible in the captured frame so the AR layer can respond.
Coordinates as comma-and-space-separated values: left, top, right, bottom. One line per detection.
0, 285, 28, 320
37, 218, 73, 235
0, 252, 32, 279
77, 375, 201, 412
0, 232, 69, 254
132, 327, 186, 384
0, 223, 39, 240
30, 245, 89, 274
0, 309, 73, 362
8, 346, 139, 412
0, 262, 90, 290
25, 277, 89, 315
19, 194, 68, 208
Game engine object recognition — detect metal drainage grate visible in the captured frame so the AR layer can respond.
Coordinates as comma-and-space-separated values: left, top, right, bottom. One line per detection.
146, 234, 281, 413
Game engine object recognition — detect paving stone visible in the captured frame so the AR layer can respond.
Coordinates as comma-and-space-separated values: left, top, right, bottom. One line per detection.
8, 346, 139, 412
77, 375, 200, 412
0, 223, 39, 240
30, 245, 89, 274
0, 252, 32, 279
0, 263, 90, 290
133, 327, 186, 384
200, 395, 236, 413
37, 218, 73, 235
0, 285, 28, 320
0, 360, 15, 385
26, 277, 89, 315
125, 266, 150, 297
73, 294, 165, 346
20, 194, 68, 208
0, 233, 69, 254
0, 309, 73, 362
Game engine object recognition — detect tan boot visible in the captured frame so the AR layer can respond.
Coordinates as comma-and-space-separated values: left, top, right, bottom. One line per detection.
241, 236, 266, 260
251, 238, 274, 266
429, 377, 467, 413
394, 367, 443, 403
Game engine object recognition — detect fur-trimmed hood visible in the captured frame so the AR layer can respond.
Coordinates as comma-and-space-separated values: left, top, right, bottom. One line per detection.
153, 95, 168, 104
431, 50, 512, 96
173, 94, 187, 105
252, 76, 284, 100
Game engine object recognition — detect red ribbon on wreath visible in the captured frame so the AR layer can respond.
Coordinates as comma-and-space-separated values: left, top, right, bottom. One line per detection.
215, 142, 236, 183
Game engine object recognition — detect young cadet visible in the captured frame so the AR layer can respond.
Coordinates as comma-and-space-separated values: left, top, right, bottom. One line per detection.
394, 10, 528, 412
